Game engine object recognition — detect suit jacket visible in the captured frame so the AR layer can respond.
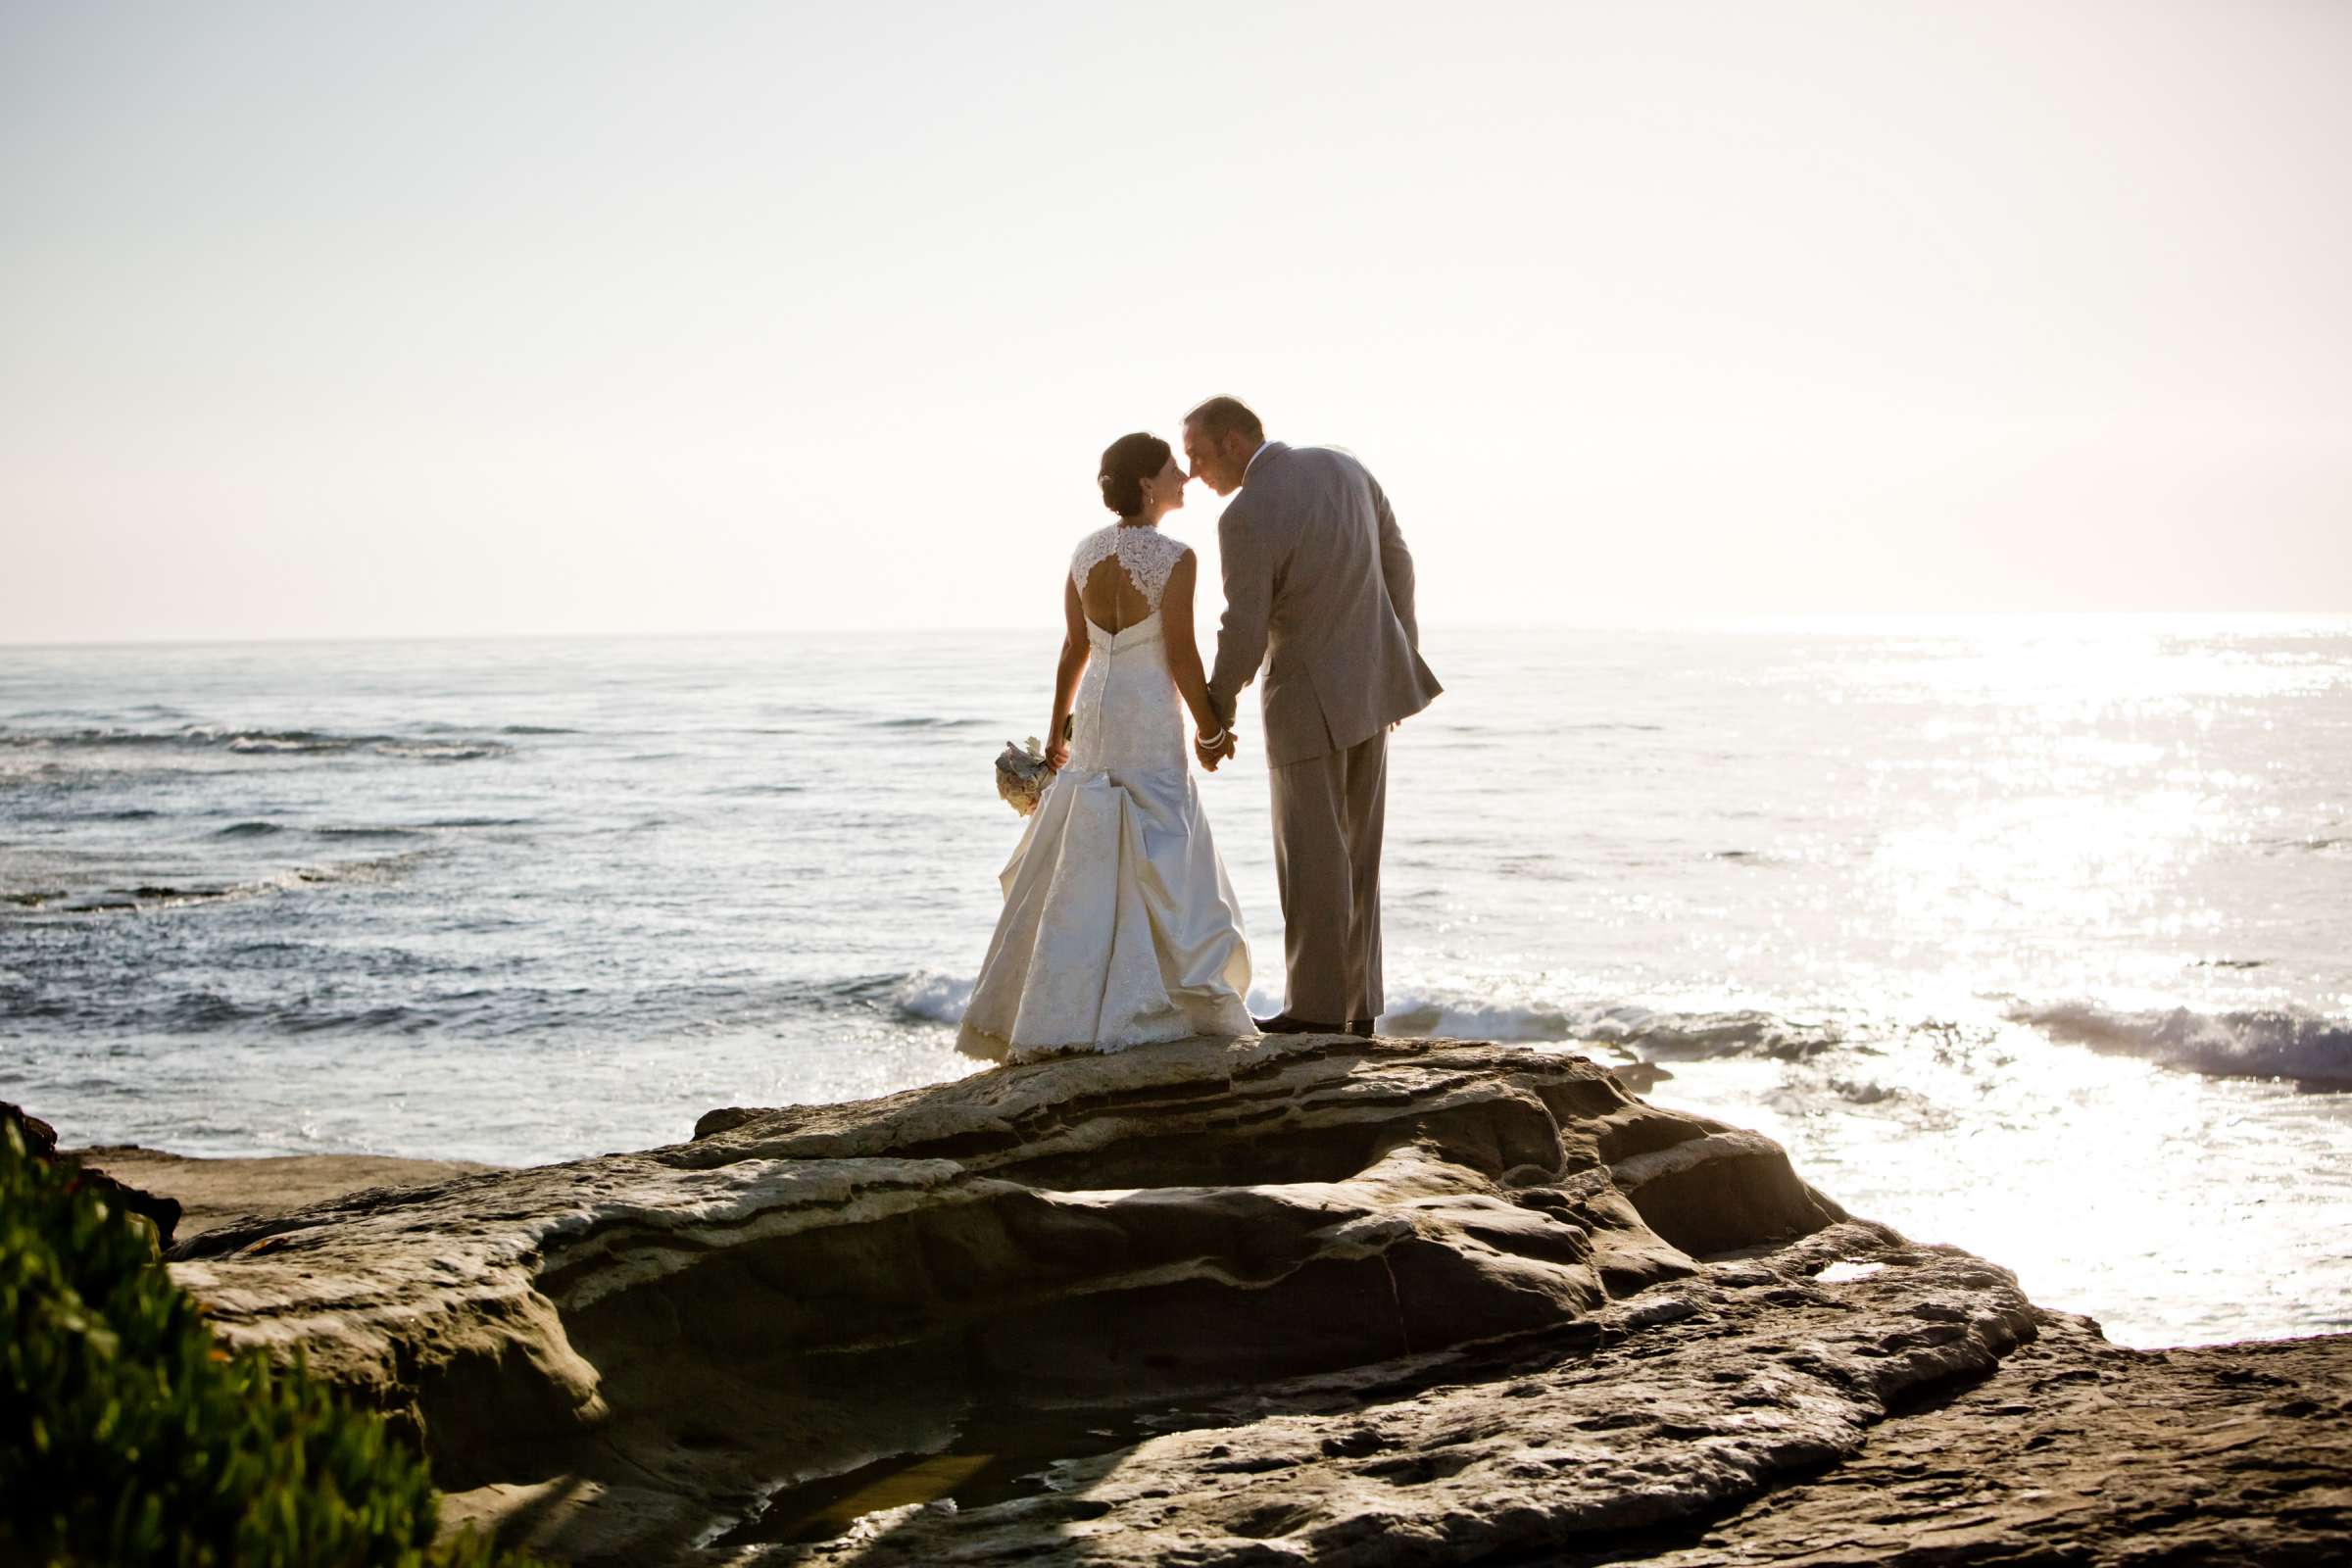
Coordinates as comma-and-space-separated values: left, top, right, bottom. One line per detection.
1206, 442, 1442, 767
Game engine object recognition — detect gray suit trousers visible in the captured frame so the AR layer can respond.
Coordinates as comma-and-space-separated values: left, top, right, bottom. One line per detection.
1270, 728, 1388, 1023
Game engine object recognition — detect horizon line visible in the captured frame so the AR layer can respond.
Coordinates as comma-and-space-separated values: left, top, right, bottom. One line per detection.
7, 609, 2352, 654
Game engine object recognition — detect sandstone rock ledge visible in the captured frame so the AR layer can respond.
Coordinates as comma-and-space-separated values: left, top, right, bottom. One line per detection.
166, 1037, 2352, 1565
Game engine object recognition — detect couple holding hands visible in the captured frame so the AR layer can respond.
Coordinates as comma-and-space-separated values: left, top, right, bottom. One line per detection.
958, 396, 1440, 1062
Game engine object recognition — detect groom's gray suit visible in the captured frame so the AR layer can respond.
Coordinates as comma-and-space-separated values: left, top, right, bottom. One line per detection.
1206, 441, 1441, 1024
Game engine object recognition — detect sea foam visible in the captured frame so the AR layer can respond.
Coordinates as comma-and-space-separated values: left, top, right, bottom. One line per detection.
890, 970, 976, 1025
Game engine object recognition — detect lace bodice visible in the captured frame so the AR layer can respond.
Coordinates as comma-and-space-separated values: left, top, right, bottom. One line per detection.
1060, 524, 1189, 774
1070, 523, 1189, 614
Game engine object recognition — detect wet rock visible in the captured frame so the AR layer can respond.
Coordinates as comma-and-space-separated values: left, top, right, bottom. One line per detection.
69, 1145, 501, 1241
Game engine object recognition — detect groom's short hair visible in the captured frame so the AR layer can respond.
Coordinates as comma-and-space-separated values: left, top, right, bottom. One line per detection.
1185, 396, 1264, 447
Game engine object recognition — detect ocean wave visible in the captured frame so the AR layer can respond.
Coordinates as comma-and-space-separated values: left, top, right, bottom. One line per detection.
2009, 1001, 2352, 1085
6, 851, 432, 916
161, 992, 252, 1027
1377, 995, 1581, 1042
2256, 832, 2346, 856
1380, 994, 1841, 1059
0, 723, 513, 762
890, 969, 975, 1024
126, 992, 432, 1035
791, 964, 2346, 1087
285, 852, 431, 888
877, 969, 1275, 1031
369, 740, 513, 761
868, 970, 1838, 1063
216, 820, 285, 837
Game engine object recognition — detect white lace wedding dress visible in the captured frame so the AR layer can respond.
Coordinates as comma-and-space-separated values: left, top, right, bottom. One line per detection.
958, 523, 1255, 1062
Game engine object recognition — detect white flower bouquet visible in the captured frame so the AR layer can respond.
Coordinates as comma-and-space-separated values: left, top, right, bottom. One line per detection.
995, 736, 1055, 817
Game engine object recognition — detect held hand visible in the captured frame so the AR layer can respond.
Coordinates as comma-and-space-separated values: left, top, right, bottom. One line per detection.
1195, 727, 1237, 772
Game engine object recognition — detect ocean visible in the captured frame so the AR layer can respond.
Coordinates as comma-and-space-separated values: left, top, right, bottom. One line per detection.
3, 618, 2347, 1350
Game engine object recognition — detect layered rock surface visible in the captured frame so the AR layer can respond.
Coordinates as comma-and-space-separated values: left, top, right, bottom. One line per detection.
73, 1145, 499, 1241
164, 1037, 2352, 1565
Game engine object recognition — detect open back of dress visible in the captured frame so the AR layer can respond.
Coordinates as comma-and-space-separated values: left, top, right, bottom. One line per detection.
1072, 522, 1182, 635
1079, 555, 1153, 634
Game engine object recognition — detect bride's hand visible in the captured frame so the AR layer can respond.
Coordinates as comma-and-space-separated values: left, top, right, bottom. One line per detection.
1045, 737, 1071, 770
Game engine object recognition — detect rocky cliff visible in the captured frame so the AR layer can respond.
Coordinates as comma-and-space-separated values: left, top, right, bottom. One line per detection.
166, 1036, 2352, 1564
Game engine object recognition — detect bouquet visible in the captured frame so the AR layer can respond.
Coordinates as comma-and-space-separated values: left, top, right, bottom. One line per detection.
995, 736, 1055, 817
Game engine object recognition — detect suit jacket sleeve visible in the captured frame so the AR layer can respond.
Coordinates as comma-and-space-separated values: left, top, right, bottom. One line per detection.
1371, 475, 1421, 651
1206, 499, 1274, 728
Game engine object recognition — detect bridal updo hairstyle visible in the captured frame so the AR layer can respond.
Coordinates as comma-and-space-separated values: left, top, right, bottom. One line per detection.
1097, 432, 1171, 518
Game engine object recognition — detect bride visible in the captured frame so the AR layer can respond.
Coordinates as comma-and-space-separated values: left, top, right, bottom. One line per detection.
957, 432, 1255, 1061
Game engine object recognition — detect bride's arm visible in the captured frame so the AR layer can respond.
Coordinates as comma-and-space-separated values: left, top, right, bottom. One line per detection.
1161, 555, 1222, 741
1046, 575, 1089, 769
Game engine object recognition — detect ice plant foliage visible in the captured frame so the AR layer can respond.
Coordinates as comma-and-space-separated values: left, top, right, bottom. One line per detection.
0, 1120, 536, 1567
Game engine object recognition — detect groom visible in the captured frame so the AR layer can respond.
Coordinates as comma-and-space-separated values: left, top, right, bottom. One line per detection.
1183, 396, 1442, 1037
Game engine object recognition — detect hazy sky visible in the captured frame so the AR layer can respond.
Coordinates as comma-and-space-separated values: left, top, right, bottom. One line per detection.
3, 0, 2346, 643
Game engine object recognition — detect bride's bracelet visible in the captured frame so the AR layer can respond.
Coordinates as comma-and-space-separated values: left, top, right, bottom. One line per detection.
1196, 727, 1227, 749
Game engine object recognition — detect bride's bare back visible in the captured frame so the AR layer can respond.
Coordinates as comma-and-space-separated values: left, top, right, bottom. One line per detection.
1079, 550, 1154, 634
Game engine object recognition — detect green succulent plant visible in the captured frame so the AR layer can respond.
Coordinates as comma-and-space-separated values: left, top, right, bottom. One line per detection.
0, 1120, 536, 1567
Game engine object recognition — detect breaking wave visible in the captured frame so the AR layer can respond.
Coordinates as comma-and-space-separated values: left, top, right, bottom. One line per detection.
889, 969, 976, 1024
873, 976, 2345, 1084
867, 977, 2352, 1086
873, 971, 1840, 1063
2009, 1001, 2352, 1085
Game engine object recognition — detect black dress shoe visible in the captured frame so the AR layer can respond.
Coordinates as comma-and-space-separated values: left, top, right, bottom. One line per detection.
1345, 1019, 1376, 1039
1253, 1013, 1348, 1035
